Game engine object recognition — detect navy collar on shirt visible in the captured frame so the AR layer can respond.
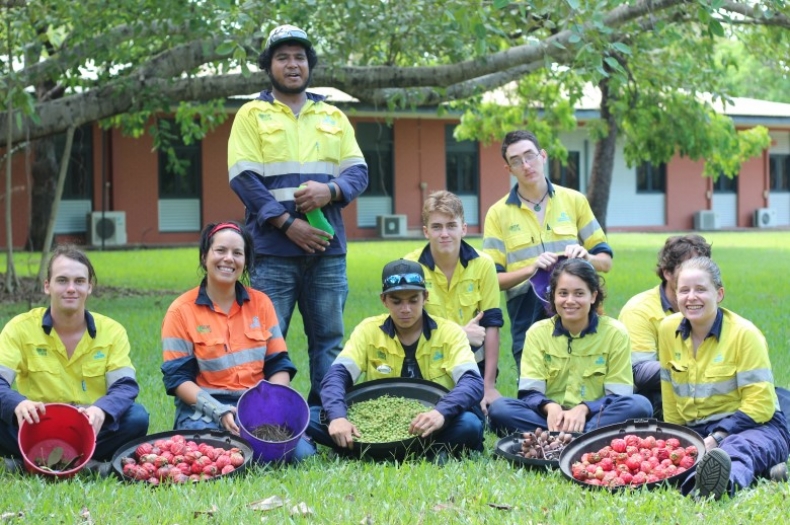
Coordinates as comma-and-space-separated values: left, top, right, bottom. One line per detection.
658, 284, 674, 313
506, 178, 556, 206
676, 308, 724, 341
417, 240, 479, 270
552, 311, 600, 338
380, 310, 437, 342
196, 278, 250, 310
42, 307, 97, 338
257, 90, 327, 103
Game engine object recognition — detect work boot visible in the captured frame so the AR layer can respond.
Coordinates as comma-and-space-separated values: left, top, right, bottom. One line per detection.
694, 449, 731, 501
769, 462, 788, 482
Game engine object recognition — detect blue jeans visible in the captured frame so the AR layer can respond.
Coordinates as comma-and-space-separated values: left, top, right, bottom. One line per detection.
487, 395, 653, 436
0, 403, 149, 462
252, 255, 348, 407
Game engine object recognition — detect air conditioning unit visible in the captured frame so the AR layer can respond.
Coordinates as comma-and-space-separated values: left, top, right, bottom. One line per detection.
377, 214, 407, 238
754, 208, 777, 228
693, 210, 719, 231
88, 211, 127, 246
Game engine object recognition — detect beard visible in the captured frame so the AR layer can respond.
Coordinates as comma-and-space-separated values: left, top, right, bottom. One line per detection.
268, 70, 312, 95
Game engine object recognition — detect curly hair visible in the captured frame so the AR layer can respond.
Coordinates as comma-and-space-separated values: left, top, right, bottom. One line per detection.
655, 234, 712, 284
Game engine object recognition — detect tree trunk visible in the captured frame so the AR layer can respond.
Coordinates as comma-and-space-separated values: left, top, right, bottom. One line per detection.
586, 76, 619, 232
26, 135, 58, 251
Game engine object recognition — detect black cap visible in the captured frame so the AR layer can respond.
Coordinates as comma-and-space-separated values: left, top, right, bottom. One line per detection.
381, 259, 426, 294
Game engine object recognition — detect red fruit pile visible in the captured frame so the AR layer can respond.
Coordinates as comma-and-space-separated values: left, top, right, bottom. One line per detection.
570, 435, 698, 488
120, 435, 245, 485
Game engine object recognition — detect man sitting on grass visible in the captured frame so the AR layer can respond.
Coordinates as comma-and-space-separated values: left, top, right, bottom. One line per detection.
0, 245, 149, 473
307, 259, 484, 460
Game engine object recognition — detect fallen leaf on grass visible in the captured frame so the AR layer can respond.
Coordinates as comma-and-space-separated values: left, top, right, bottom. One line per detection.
79, 506, 94, 524
0, 512, 23, 521
249, 496, 285, 512
289, 502, 313, 516
487, 502, 513, 511
432, 502, 453, 512
193, 504, 218, 518
359, 515, 374, 525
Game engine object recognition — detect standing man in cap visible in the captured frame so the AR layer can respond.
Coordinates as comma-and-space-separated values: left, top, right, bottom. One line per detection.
307, 259, 485, 459
0, 245, 149, 470
227, 24, 368, 406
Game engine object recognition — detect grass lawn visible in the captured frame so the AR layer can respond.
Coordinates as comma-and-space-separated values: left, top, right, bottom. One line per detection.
0, 231, 789, 523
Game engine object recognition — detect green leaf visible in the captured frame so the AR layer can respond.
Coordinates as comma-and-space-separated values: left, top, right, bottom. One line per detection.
215, 41, 236, 56
566, 0, 580, 10
493, 0, 510, 9
568, 34, 581, 44
611, 42, 631, 55
47, 447, 64, 468
708, 19, 724, 37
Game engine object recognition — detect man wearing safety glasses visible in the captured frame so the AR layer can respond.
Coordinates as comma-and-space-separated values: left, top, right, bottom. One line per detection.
227, 25, 368, 407
483, 130, 612, 372
307, 259, 485, 460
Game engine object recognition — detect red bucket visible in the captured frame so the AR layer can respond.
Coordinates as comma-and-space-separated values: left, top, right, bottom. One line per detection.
18, 403, 96, 478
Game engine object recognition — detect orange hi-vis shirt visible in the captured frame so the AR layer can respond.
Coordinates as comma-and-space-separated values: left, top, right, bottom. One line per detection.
161, 281, 294, 396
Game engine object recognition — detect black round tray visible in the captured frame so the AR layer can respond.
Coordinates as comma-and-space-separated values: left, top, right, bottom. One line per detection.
494, 432, 580, 469
344, 378, 449, 461
110, 429, 254, 484
558, 418, 705, 490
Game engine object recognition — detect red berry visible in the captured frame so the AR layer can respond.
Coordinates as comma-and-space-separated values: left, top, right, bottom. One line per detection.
619, 471, 633, 484
215, 455, 231, 469
221, 465, 235, 475
624, 434, 640, 447
666, 438, 681, 448
655, 439, 666, 448
611, 439, 626, 453
685, 445, 699, 458
147, 477, 159, 486
655, 448, 670, 461
202, 464, 218, 476
679, 455, 695, 469
639, 461, 652, 474
229, 452, 244, 467
135, 443, 153, 458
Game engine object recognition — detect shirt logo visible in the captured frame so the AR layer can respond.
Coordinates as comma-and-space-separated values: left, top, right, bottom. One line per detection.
376, 364, 392, 374
377, 350, 386, 360
257, 113, 272, 122
713, 354, 724, 363
250, 316, 261, 329
557, 212, 571, 223
432, 351, 443, 361
197, 325, 211, 333
94, 351, 105, 360
36, 348, 48, 356
509, 224, 521, 232
467, 283, 474, 293
581, 385, 587, 397
674, 352, 681, 360
595, 356, 605, 365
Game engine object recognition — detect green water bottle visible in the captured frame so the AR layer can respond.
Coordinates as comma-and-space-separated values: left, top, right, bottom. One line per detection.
299, 185, 335, 237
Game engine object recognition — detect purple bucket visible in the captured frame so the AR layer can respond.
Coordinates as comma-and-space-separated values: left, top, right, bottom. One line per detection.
530, 256, 567, 313
237, 381, 309, 463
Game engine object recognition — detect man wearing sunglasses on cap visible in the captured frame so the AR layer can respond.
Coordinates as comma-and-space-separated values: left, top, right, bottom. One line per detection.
228, 24, 368, 407
307, 259, 485, 460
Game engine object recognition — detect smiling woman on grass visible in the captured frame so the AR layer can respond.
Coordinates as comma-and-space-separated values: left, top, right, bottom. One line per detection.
488, 258, 653, 435
159, 221, 315, 461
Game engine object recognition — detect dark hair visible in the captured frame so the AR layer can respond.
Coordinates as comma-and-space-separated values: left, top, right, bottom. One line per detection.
199, 221, 255, 284
656, 234, 712, 284
257, 42, 319, 73
548, 258, 606, 316
47, 245, 97, 286
501, 130, 541, 161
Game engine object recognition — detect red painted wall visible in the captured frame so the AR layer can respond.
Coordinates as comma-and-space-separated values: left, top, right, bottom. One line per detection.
665, 156, 710, 230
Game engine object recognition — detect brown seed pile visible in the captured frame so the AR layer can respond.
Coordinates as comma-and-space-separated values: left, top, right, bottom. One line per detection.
516, 428, 574, 460
249, 423, 294, 442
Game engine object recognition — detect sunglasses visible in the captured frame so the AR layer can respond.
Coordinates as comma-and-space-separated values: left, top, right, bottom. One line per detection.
383, 273, 425, 290
269, 28, 308, 45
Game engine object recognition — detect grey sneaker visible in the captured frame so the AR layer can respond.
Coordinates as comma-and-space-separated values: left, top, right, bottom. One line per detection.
695, 448, 731, 500
769, 462, 788, 482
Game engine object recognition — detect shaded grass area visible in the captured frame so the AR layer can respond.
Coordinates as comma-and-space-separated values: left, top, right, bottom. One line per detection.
0, 231, 789, 522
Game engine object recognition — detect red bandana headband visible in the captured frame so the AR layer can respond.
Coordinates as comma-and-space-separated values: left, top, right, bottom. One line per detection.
208, 222, 242, 238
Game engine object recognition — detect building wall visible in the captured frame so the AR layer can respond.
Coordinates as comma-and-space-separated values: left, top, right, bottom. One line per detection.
665, 156, 710, 230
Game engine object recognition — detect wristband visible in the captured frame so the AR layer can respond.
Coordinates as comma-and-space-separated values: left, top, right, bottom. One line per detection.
280, 215, 295, 233
328, 182, 337, 201
708, 432, 725, 446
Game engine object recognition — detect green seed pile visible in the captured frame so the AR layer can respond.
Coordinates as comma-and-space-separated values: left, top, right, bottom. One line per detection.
347, 395, 427, 443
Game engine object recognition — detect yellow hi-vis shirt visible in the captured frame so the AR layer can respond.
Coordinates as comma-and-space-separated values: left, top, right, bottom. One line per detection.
658, 308, 778, 427
619, 285, 673, 366
483, 183, 609, 301
334, 313, 480, 391
0, 307, 136, 405
519, 315, 634, 407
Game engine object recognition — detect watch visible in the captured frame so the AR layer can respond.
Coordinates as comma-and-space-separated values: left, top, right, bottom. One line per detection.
708, 432, 725, 446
